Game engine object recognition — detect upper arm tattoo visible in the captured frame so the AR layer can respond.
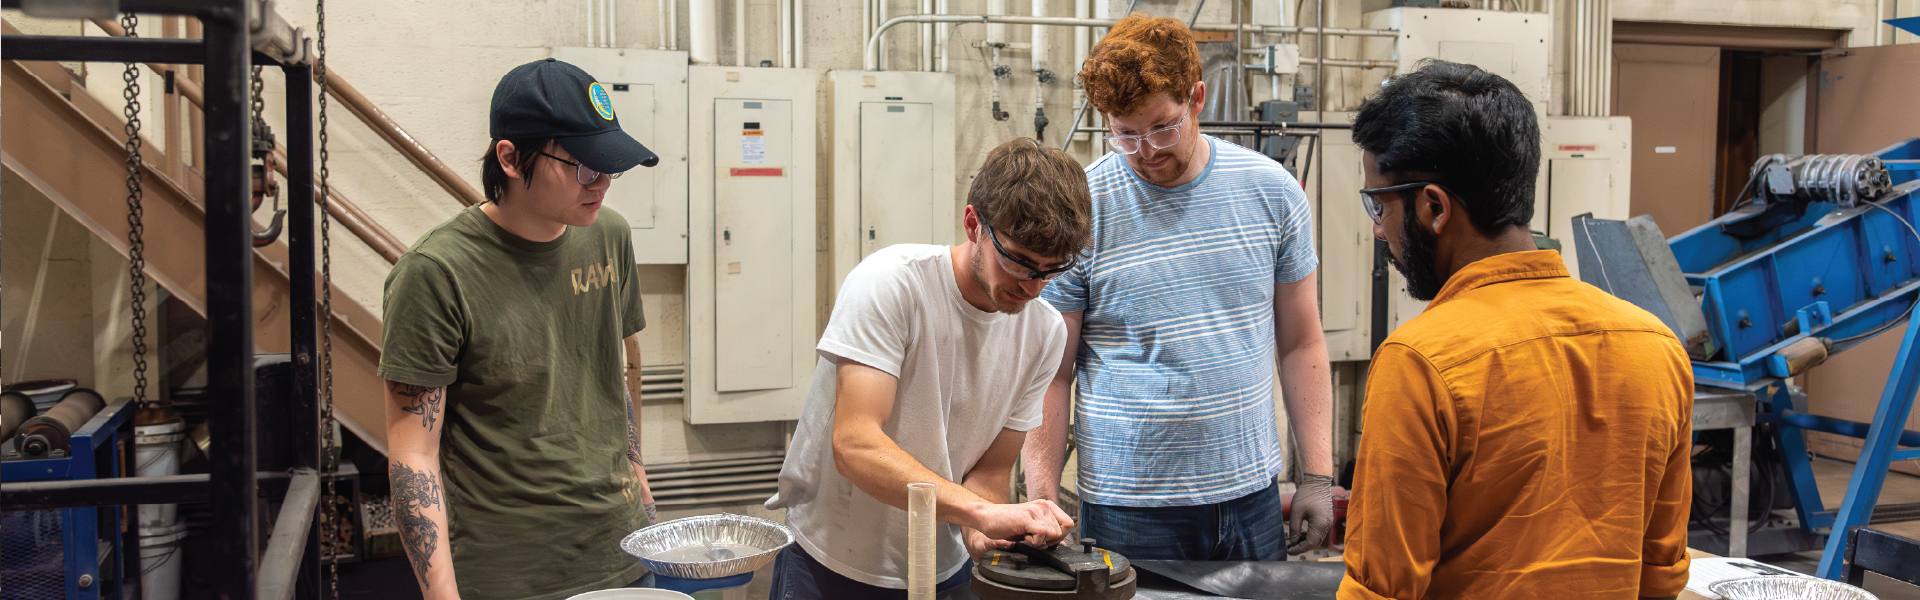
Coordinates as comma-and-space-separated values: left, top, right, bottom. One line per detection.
389, 382, 445, 431
391, 462, 443, 589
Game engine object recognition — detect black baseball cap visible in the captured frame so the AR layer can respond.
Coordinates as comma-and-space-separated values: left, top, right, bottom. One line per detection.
489, 58, 659, 174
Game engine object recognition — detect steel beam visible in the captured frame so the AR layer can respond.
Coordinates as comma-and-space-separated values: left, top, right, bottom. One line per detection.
283, 59, 324, 600
201, 3, 263, 597
1, 34, 204, 63
258, 470, 320, 600
0, 472, 295, 510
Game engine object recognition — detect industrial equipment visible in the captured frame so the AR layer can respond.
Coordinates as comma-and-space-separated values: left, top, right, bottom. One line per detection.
551, 47, 693, 264
1574, 138, 1920, 579
827, 70, 958, 291
686, 66, 818, 424
1, 395, 134, 600
973, 540, 1136, 600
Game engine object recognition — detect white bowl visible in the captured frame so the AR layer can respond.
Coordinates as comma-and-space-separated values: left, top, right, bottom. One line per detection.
564, 589, 694, 600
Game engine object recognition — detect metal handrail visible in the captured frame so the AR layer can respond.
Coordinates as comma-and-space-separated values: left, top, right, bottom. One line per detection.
88, 16, 431, 262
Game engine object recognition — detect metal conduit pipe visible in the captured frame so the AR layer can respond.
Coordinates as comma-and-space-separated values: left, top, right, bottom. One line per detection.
862, 14, 1396, 71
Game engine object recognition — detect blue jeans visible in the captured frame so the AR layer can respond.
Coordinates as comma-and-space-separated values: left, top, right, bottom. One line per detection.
768, 543, 976, 600
1078, 481, 1287, 561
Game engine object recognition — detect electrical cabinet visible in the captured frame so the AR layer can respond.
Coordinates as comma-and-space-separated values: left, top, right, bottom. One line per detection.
1361, 8, 1552, 114
1536, 116, 1633, 281
688, 66, 817, 424
549, 47, 690, 264
828, 71, 957, 291
1305, 112, 1376, 362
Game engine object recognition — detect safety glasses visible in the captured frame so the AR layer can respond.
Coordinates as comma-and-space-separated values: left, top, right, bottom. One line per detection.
981, 221, 1075, 281
1358, 181, 1460, 224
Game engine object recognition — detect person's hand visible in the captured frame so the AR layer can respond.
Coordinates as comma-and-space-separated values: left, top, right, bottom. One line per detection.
963, 528, 1016, 560
1288, 473, 1337, 555
967, 499, 1075, 548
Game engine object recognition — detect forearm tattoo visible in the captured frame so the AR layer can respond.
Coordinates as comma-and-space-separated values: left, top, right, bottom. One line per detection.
391, 462, 444, 589
389, 382, 444, 431
624, 386, 644, 467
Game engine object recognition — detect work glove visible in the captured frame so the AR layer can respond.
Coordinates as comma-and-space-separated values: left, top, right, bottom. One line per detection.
1287, 473, 1337, 555
645, 502, 659, 525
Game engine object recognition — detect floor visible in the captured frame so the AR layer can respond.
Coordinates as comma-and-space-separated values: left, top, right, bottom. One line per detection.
1748, 457, 1920, 600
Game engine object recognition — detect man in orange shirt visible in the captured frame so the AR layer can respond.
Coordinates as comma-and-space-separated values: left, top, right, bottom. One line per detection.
1337, 60, 1694, 600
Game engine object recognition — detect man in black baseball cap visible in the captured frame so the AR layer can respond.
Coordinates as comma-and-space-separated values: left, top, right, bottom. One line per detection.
379, 57, 662, 600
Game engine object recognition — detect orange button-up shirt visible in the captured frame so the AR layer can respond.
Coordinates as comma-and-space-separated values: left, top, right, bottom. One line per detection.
1339, 250, 1693, 600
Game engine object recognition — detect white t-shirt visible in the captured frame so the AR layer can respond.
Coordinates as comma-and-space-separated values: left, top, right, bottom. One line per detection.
765, 244, 1068, 589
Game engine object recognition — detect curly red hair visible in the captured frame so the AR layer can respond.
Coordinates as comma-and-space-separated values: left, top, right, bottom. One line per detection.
1080, 12, 1203, 117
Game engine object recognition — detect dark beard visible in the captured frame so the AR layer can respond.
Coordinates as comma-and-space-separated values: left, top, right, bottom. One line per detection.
1392, 206, 1445, 302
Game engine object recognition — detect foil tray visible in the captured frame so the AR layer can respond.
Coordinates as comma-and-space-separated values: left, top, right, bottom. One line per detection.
1710, 576, 1879, 600
619, 514, 793, 579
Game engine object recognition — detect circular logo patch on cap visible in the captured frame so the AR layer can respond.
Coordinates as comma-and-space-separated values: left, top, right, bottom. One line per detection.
588, 82, 616, 120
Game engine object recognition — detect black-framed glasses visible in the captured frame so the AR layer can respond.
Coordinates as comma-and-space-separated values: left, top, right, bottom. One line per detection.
981, 221, 1075, 281
1358, 181, 1459, 224
537, 150, 623, 186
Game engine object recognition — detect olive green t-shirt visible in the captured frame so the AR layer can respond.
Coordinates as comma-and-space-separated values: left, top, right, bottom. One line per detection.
378, 204, 647, 600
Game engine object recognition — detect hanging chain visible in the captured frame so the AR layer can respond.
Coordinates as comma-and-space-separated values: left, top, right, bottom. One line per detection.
317, 0, 341, 595
122, 13, 150, 408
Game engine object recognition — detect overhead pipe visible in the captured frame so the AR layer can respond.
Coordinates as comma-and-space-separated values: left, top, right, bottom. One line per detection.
690, 0, 717, 64
862, 14, 1396, 71
659, 0, 671, 49
735, 0, 745, 65
936, 0, 951, 72
780, 0, 791, 66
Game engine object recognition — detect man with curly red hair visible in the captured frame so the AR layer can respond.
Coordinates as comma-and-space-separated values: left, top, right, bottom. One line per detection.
1022, 12, 1337, 561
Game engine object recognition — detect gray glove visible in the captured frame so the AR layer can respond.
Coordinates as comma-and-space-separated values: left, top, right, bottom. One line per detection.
645, 502, 659, 524
1287, 473, 1337, 555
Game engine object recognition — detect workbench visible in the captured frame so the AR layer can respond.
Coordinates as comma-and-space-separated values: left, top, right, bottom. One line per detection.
1694, 386, 1760, 558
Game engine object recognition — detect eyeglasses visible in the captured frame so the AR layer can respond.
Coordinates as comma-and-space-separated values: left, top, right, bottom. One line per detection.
1358, 181, 1460, 224
537, 150, 623, 186
1105, 109, 1190, 155
981, 221, 1075, 281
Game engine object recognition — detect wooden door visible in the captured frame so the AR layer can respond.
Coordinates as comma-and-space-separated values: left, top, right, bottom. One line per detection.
1613, 43, 1721, 235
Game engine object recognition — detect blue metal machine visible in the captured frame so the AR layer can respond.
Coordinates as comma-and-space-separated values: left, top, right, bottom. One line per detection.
1582, 138, 1920, 579
1, 396, 135, 600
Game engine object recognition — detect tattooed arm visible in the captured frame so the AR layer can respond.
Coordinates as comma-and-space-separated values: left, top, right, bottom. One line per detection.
622, 335, 656, 523
384, 380, 458, 599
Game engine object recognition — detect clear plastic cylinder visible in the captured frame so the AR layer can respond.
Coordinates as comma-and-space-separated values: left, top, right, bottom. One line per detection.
907, 482, 937, 600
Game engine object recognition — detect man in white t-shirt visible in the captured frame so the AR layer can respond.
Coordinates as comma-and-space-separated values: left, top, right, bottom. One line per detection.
765, 138, 1091, 598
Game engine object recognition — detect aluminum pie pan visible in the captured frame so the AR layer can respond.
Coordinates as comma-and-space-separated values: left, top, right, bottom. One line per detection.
1709, 576, 1879, 600
620, 514, 793, 579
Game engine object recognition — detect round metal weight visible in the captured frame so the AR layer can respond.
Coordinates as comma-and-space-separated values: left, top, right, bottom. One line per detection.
971, 541, 1136, 600
971, 564, 1135, 600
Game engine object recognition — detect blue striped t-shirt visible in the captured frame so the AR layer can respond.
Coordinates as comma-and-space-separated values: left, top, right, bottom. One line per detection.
1042, 136, 1318, 507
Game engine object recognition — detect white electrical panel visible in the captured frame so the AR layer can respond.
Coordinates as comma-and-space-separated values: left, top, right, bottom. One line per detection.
1360, 8, 1552, 114
828, 71, 958, 291
688, 66, 817, 424
1537, 116, 1633, 281
549, 47, 690, 264
1304, 112, 1376, 362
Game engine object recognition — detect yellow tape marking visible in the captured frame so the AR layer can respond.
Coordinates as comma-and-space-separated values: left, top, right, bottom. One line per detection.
1101, 549, 1113, 569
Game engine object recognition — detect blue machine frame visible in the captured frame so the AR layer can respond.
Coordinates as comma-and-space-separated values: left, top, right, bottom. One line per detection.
2, 396, 135, 600
1665, 138, 1920, 579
